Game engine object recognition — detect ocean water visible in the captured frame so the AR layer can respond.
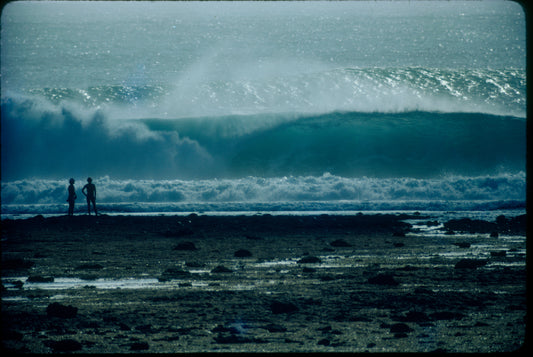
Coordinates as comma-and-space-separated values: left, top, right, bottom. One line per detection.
0, 1, 526, 219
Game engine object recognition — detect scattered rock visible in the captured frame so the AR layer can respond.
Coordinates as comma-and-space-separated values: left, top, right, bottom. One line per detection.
270, 301, 298, 314
297, 256, 321, 264
173, 242, 197, 251
234, 249, 252, 257
211, 265, 233, 273
46, 302, 78, 318
27, 275, 54, 283
330, 239, 351, 247
454, 259, 487, 269
367, 274, 399, 286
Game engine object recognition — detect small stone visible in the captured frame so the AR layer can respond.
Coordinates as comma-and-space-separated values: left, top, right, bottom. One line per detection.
297, 256, 321, 264
173, 242, 197, 251
367, 274, 399, 286
234, 249, 252, 257
211, 265, 233, 273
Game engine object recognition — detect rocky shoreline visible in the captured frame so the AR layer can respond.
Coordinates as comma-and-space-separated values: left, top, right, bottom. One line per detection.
1, 213, 527, 353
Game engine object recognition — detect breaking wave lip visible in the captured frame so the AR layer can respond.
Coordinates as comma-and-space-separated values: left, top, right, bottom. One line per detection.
7, 66, 527, 119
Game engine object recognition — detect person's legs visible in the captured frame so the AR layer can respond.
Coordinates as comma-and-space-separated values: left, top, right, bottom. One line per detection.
91, 198, 97, 215
87, 198, 91, 215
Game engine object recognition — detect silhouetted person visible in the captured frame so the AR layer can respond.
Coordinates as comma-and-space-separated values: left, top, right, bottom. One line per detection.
67, 178, 77, 216
82, 177, 98, 216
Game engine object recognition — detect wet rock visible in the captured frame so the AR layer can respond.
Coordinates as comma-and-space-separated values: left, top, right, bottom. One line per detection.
265, 323, 287, 333
297, 256, 321, 264
211, 265, 233, 273
212, 325, 240, 334
234, 249, 252, 257
130, 341, 149, 351
453, 242, 471, 248
429, 311, 465, 320
270, 300, 299, 314
27, 275, 54, 283
159, 267, 190, 281
393, 242, 405, 247
245, 235, 262, 240
397, 311, 430, 323
173, 242, 197, 251
46, 302, 78, 318
490, 231, 499, 238
185, 261, 205, 268
75, 263, 103, 270
392, 231, 406, 237
444, 218, 496, 234
44, 339, 82, 352
330, 239, 351, 247
367, 273, 399, 286
390, 323, 413, 333
162, 228, 194, 237
454, 259, 487, 269
213, 334, 266, 344
303, 267, 316, 273
490, 250, 506, 257
317, 338, 330, 346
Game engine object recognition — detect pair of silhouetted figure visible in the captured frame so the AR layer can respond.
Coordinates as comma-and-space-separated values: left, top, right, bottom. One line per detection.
67, 177, 97, 216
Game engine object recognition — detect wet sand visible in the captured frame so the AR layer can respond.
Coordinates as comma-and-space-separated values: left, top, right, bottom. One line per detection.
1, 213, 527, 353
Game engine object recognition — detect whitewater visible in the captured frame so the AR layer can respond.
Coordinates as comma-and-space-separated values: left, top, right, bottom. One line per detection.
0, 1, 526, 219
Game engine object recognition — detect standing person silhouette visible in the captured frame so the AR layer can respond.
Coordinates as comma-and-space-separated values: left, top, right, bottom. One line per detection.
67, 178, 77, 216
82, 177, 98, 216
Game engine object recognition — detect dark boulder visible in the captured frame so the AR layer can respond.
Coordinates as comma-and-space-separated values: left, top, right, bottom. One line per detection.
297, 256, 321, 264
173, 242, 197, 251
234, 249, 252, 257
367, 274, 399, 286
27, 275, 54, 283
130, 342, 149, 351
211, 265, 233, 273
270, 301, 299, 314
390, 323, 413, 333
330, 239, 351, 247
46, 302, 78, 318
454, 259, 487, 269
